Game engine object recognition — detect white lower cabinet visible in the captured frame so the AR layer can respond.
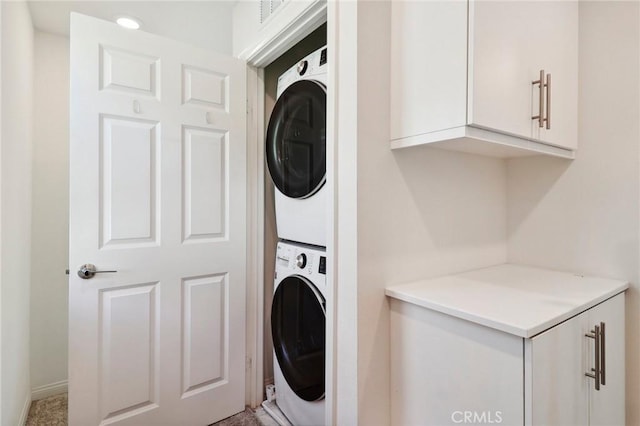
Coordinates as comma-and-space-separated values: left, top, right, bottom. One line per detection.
390, 300, 524, 425
528, 293, 625, 426
390, 293, 625, 426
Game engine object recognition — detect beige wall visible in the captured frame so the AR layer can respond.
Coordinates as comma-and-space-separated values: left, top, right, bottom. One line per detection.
30, 31, 69, 397
507, 2, 640, 423
232, 0, 261, 58
1, 0, 34, 424
351, 2, 508, 424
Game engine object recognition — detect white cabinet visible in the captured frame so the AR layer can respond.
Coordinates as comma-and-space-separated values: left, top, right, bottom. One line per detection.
390, 0, 578, 158
470, 0, 578, 150
390, 300, 525, 425
386, 265, 628, 426
390, 293, 625, 426
529, 294, 625, 426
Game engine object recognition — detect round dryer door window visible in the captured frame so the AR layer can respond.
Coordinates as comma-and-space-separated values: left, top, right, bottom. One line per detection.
266, 80, 326, 199
271, 275, 325, 402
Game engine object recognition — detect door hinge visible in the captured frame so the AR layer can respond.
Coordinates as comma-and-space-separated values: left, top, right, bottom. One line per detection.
246, 356, 252, 371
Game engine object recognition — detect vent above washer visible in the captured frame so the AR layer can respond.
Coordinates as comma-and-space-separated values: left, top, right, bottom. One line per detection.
260, 0, 286, 24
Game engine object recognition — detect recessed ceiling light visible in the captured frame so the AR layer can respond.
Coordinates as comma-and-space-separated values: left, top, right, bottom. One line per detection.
116, 17, 140, 30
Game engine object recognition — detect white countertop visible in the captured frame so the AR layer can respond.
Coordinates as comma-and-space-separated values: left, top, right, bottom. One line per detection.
385, 264, 628, 338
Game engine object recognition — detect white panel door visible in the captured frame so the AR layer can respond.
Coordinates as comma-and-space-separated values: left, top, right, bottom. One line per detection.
69, 13, 246, 426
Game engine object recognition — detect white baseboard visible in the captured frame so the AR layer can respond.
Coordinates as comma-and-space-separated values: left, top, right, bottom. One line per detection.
19, 394, 31, 426
261, 400, 292, 426
31, 380, 68, 401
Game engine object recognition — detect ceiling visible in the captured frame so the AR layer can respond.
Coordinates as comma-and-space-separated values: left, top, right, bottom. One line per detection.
27, 1, 236, 53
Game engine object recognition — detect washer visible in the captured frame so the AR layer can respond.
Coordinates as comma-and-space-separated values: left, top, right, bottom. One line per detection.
266, 46, 327, 248
271, 240, 326, 426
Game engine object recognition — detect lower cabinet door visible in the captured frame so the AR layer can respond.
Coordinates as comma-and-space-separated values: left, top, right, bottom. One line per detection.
529, 310, 589, 425
529, 293, 625, 426
390, 300, 524, 426
588, 294, 625, 426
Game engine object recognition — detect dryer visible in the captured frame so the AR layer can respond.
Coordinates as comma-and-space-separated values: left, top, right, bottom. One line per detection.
271, 240, 326, 426
266, 46, 327, 248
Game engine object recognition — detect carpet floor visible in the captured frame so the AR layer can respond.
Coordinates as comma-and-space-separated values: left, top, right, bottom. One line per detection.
25, 393, 270, 426
211, 409, 265, 426
26, 393, 68, 426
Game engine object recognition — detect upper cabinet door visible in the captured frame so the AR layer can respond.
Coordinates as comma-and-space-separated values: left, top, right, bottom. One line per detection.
469, 0, 578, 149
390, 0, 468, 141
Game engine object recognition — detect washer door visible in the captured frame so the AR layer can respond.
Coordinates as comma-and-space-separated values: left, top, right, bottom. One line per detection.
271, 275, 325, 401
266, 80, 326, 199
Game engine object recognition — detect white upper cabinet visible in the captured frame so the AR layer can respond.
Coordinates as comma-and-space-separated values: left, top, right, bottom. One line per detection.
390, 0, 578, 159
470, 0, 578, 149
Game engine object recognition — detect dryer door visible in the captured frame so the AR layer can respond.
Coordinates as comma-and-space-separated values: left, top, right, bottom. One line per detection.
271, 275, 325, 401
266, 80, 326, 199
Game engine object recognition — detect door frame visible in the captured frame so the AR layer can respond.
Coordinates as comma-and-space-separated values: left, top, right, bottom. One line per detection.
239, 0, 328, 411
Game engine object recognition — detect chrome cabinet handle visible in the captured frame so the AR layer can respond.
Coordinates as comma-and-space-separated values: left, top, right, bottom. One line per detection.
545, 73, 551, 129
600, 321, 606, 385
532, 69, 545, 128
585, 324, 601, 391
77, 264, 117, 279
532, 70, 551, 130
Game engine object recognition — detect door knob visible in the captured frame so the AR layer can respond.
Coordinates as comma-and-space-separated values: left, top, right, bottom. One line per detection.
77, 264, 117, 279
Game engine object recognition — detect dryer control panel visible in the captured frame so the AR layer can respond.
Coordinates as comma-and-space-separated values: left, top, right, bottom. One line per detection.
276, 45, 327, 98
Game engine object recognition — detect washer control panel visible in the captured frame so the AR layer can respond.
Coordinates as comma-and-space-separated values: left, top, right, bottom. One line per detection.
275, 241, 327, 288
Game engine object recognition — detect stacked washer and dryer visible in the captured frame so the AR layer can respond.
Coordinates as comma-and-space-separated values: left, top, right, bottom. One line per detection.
265, 46, 328, 426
